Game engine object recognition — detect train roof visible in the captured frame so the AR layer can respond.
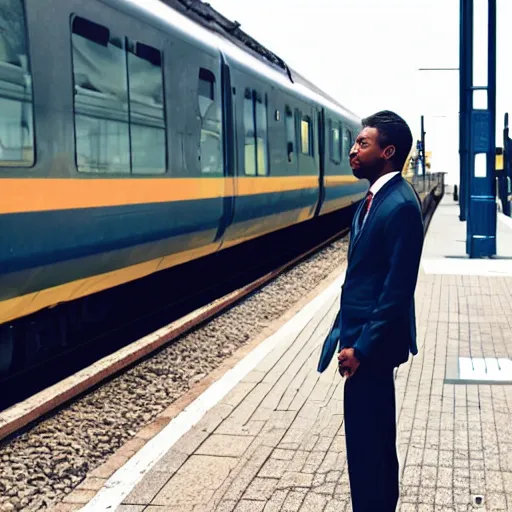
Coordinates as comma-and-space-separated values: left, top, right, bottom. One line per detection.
157, 0, 360, 120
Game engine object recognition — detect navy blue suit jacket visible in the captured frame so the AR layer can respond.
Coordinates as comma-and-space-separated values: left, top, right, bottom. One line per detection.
339, 173, 424, 369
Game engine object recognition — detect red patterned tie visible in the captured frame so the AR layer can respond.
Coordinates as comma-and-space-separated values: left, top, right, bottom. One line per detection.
359, 191, 373, 226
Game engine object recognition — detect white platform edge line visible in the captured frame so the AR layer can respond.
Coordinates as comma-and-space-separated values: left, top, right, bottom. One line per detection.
421, 258, 512, 276
79, 272, 345, 511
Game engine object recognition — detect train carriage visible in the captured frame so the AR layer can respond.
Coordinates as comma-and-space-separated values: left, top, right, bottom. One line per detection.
0, 0, 441, 374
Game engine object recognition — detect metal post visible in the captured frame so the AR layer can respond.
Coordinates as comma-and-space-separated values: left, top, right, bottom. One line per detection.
465, 0, 497, 257
415, 140, 421, 175
504, 113, 511, 216
421, 115, 426, 177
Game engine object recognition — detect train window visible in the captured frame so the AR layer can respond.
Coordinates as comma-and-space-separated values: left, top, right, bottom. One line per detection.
329, 120, 341, 164
343, 128, 352, 158
255, 92, 268, 176
198, 68, 222, 174
244, 89, 256, 176
0, 0, 35, 167
285, 105, 295, 163
128, 41, 166, 175
301, 116, 312, 156
244, 89, 269, 176
199, 68, 214, 100
71, 16, 130, 174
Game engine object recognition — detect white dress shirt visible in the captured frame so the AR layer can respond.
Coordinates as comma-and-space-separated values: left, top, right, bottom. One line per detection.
361, 171, 400, 227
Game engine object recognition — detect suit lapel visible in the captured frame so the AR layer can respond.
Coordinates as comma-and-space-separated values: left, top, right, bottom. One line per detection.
349, 174, 403, 259
348, 199, 366, 260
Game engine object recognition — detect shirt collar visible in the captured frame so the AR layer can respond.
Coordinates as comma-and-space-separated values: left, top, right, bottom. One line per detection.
368, 171, 400, 197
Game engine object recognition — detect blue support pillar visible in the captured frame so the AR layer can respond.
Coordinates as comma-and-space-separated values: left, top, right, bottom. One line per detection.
504, 113, 512, 217
465, 0, 497, 258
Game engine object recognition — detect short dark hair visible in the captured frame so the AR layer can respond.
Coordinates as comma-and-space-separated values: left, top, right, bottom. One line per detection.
361, 110, 413, 171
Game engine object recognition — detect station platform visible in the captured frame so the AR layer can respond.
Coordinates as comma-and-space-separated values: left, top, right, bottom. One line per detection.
74, 195, 512, 512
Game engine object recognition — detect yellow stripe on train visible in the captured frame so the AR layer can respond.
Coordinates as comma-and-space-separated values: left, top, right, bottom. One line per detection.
0, 175, 356, 215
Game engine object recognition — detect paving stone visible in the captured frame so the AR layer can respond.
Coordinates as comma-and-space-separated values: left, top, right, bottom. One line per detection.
484, 492, 508, 510
423, 448, 439, 467
233, 500, 265, 512
312, 473, 325, 486
216, 420, 267, 437
453, 488, 471, 504
399, 485, 419, 504
418, 486, 435, 505
325, 470, 341, 483
286, 451, 308, 473
260, 428, 288, 448
435, 487, 454, 507
485, 469, 504, 492
152, 455, 238, 506
146, 506, 194, 512
150, 450, 189, 475
420, 466, 437, 488
317, 451, 338, 474
216, 445, 274, 504
281, 489, 307, 512
324, 498, 350, 512
311, 482, 335, 495
123, 471, 170, 505
243, 478, 278, 501
196, 435, 255, 457
270, 449, 294, 461
436, 466, 453, 488
215, 501, 237, 512
399, 505, 418, 512
262, 490, 288, 512
402, 465, 421, 487
276, 472, 313, 490
297, 492, 326, 511
258, 459, 289, 479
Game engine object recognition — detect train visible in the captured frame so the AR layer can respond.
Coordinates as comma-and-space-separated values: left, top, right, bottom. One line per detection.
0, 0, 443, 374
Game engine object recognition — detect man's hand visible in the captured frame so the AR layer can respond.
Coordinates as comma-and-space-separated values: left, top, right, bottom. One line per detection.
338, 348, 360, 378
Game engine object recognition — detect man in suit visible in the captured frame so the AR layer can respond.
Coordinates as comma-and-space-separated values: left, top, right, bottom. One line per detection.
337, 110, 424, 511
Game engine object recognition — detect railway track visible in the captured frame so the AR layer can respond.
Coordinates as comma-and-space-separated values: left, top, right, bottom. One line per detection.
0, 210, 352, 443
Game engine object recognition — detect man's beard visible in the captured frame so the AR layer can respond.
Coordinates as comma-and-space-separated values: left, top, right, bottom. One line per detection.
352, 159, 385, 182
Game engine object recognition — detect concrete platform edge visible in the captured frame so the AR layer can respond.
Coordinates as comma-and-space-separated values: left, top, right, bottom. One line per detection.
78, 270, 346, 511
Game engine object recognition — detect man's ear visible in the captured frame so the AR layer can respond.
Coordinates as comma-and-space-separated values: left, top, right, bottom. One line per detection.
383, 145, 396, 161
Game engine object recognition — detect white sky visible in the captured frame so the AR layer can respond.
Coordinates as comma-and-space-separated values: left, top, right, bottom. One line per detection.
209, 0, 512, 185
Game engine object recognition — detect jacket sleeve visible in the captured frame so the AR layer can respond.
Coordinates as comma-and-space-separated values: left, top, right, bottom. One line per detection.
353, 201, 424, 359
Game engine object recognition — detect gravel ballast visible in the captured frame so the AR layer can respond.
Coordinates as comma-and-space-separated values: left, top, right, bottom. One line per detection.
0, 235, 348, 512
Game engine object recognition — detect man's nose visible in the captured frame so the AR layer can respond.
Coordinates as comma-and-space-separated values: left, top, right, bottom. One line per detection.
349, 145, 358, 158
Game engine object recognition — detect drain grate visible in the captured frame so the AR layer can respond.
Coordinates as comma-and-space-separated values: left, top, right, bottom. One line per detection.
445, 357, 512, 384
473, 495, 485, 507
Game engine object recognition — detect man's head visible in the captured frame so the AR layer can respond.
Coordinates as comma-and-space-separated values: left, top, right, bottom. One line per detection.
349, 110, 413, 183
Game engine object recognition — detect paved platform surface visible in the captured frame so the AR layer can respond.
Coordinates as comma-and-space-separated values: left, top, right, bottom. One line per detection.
80, 195, 512, 512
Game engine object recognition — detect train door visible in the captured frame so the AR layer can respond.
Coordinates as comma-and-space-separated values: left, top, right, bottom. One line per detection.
314, 107, 326, 216
214, 53, 236, 245
220, 66, 275, 247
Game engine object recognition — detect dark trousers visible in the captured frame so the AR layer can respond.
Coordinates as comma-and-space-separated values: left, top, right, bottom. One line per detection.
343, 362, 399, 512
